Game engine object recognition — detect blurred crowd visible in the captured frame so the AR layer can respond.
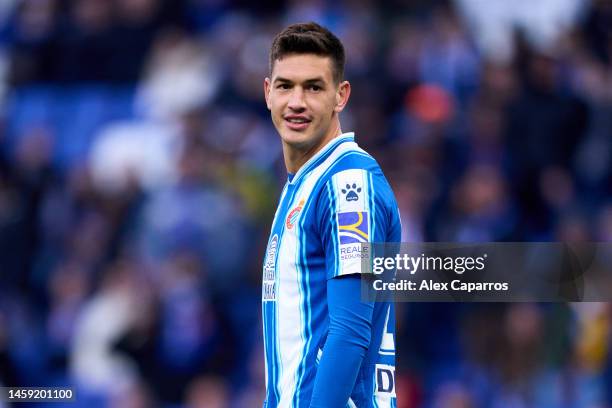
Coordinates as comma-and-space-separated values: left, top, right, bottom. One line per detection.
0, 0, 611, 407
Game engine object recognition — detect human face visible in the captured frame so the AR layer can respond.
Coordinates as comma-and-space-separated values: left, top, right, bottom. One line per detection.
264, 54, 350, 164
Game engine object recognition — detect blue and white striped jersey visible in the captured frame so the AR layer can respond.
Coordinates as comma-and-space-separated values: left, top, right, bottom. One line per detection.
262, 133, 400, 408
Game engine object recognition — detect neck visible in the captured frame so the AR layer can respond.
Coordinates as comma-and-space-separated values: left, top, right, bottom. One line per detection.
283, 120, 342, 174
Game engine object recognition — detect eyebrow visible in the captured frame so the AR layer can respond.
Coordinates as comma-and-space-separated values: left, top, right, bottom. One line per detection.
273, 76, 326, 85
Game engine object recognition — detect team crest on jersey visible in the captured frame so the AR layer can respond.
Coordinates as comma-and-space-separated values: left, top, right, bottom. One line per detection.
286, 199, 305, 230
338, 211, 369, 244
263, 234, 278, 301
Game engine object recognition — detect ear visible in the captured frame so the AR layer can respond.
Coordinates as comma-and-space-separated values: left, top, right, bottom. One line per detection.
264, 77, 272, 110
334, 80, 351, 113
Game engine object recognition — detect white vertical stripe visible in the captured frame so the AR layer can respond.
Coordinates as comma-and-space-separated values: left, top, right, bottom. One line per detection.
380, 305, 395, 353
369, 172, 376, 242
327, 182, 340, 278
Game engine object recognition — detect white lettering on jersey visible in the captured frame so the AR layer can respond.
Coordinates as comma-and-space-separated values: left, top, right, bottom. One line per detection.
263, 234, 278, 301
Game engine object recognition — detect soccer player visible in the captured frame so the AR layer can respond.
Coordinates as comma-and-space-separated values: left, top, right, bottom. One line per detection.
262, 22, 400, 408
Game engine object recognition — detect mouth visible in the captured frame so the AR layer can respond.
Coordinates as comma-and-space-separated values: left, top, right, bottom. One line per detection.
283, 115, 312, 131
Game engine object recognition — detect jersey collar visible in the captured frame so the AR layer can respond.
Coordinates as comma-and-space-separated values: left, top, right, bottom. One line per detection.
289, 132, 355, 184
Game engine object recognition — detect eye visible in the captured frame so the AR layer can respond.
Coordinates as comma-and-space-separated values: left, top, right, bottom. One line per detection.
308, 84, 322, 91
276, 83, 291, 90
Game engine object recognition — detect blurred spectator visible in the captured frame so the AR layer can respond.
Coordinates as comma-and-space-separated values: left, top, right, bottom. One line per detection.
89, 120, 180, 194
136, 28, 221, 120
456, 0, 586, 62
581, 0, 612, 65
505, 35, 589, 239
70, 259, 144, 396
433, 163, 516, 241
45, 260, 90, 375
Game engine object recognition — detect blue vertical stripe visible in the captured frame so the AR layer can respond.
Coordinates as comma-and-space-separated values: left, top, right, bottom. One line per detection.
368, 172, 376, 242
372, 373, 380, 408
327, 181, 340, 278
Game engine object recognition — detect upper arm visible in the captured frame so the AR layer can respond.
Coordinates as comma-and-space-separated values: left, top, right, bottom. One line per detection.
317, 168, 395, 280
327, 274, 374, 347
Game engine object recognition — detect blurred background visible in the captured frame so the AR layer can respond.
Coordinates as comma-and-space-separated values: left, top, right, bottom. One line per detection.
0, 0, 611, 407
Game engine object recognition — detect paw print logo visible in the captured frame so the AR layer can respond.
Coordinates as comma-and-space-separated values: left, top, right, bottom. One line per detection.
341, 183, 361, 202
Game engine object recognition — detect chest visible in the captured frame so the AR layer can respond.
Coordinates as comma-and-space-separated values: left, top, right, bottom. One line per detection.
264, 181, 325, 286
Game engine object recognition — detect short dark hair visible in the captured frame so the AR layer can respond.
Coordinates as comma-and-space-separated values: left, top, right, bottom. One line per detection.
269, 22, 345, 84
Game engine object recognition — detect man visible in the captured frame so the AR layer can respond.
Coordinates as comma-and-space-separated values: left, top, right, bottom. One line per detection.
262, 22, 400, 408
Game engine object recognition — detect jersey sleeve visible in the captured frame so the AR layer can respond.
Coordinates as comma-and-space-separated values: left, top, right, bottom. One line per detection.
309, 274, 373, 407
317, 168, 392, 280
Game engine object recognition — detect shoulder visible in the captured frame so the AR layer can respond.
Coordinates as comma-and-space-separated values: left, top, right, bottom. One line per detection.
310, 142, 396, 210
319, 150, 397, 211
326, 147, 393, 199
326, 147, 379, 176
313, 143, 382, 192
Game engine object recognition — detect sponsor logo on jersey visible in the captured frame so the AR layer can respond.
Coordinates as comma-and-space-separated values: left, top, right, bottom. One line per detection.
338, 211, 369, 244
341, 183, 362, 202
263, 234, 278, 301
340, 245, 367, 261
286, 199, 305, 230
375, 364, 396, 397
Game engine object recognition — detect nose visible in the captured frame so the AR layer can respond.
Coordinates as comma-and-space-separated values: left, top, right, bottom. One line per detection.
287, 87, 306, 111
